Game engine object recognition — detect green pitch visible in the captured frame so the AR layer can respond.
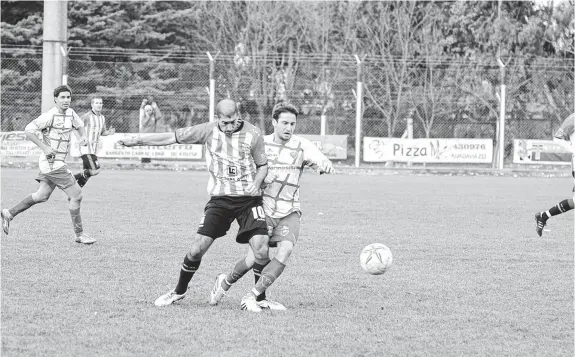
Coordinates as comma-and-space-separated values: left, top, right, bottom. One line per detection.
1, 168, 572, 356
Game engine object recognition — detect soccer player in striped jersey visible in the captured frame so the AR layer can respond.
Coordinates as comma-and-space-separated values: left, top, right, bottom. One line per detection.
535, 113, 574, 237
74, 97, 115, 187
1, 85, 96, 244
118, 99, 271, 307
209, 102, 334, 312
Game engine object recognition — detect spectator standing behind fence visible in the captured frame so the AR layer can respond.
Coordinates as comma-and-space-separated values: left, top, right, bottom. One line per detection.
139, 98, 163, 163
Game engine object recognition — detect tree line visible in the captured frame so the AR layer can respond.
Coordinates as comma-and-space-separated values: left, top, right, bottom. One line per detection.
1, 0, 573, 139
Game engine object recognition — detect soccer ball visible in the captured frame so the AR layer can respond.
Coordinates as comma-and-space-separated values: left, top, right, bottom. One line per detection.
360, 243, 393, 275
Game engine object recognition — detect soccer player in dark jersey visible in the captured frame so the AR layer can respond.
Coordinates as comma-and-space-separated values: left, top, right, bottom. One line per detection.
1, 85, 95, 244
535, 113, 574, 237
74, 96, 115, 187
119, 99, 271, 309
209, 102, 334, 312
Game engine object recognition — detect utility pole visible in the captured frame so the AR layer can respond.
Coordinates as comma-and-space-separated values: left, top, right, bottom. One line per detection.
41, 0, 68, 112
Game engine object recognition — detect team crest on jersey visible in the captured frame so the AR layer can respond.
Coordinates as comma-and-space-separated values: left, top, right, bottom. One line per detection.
228, 166, 238, 176
278, 225, 290, 237
289, 151, 298, 158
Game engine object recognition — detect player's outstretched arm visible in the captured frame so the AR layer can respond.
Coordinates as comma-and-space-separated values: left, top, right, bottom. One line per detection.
118, 132, 176, 147
553, 137, 572, 153
301, 139, 335, 174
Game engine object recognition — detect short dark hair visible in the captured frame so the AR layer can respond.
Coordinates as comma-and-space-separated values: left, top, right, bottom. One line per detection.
272, 102, 299, 120
53, 85, 72, 98
90, 96, 103, 104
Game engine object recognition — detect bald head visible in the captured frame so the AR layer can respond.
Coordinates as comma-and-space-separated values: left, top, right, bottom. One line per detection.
215, 99, 242, 135
216, 99, 238, 117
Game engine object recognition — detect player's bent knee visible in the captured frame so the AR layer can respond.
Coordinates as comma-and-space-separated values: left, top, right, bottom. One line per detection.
70, 192, 83, 203
252, 245, 269, 261
89, 169, 101, 176
275, 241, 294, 264
188, 234, 214, 259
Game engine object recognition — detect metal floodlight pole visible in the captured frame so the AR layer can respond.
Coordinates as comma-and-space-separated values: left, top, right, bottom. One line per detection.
354, 54, 366, 168
207, 51, 220, 122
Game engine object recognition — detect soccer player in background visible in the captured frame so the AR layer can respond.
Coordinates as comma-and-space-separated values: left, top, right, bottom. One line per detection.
1, 85, 96, 245
74, 96, 115, 187
209, 102, 335, 312
535, 113, 574, 237
118, 99, 271, 307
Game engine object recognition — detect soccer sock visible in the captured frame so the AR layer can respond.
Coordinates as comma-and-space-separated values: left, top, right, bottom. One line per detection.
224, 258, 252, 289
544, 199, 574, 219
252, 258, 286, 300
253, 260, 270, 301
174, 255, 201, 295
74, 173, 87, 187
69, 208, 83, 237
9, 194, 37, 218
74, 170, 91, 187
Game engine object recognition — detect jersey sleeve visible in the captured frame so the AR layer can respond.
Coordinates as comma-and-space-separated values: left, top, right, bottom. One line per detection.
71, 110, 84, 129
25, 113, 51, 133
251, 130, 268, 167
301, 137, 329, 167
175, 122, 212, 144
554, 114, 575, 141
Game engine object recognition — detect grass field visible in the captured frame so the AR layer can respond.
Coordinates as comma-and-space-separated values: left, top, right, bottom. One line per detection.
1, 167, 573, 357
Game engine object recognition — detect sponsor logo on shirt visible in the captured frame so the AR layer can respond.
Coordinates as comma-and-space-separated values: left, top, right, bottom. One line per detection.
278, 225, 290, 237
265, 147, 279, 160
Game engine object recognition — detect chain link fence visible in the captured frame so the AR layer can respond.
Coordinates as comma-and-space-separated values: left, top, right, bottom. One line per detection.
2, 49, 574, 160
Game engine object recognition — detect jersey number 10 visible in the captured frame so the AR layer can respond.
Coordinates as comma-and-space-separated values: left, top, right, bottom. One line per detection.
252, 206, 265, 220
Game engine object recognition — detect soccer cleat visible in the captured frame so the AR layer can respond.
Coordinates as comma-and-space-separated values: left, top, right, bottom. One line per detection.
256, 298, 287, 311
240, 294, 262, 313
209, 273, 228, 306
154, 290, 186, 307
75, 234, 97, 245
1, 209, 12, 235
535, 212, 547, 237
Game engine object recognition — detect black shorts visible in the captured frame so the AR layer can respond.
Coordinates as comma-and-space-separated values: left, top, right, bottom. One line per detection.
81, 154, 100, 170
197, 196, 268, 243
